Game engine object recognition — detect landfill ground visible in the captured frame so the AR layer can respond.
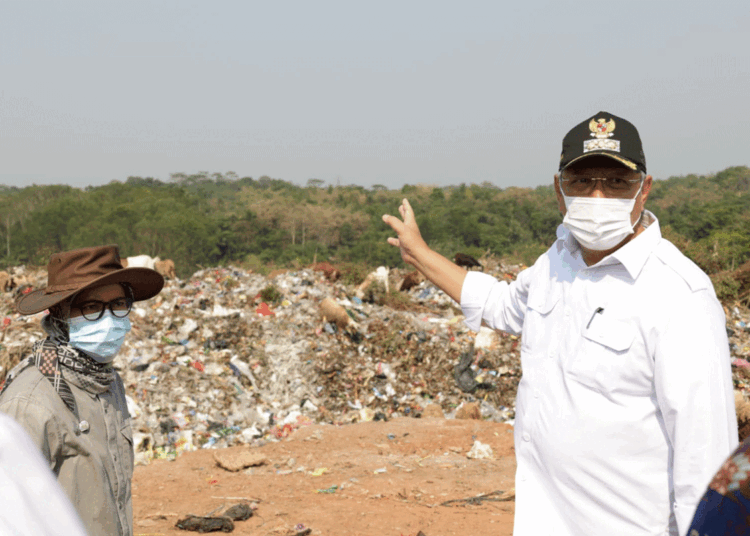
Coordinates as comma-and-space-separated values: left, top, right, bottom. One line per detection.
132, 418, 516, 536
2, 257, 750, 535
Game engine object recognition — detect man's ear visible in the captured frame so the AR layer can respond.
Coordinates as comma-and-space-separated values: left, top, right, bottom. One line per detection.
640, 175, 653, 205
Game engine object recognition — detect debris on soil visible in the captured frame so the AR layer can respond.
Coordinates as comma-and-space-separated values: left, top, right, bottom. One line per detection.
440, 489, 515, 507
175, 515, 234, 533
466, 439, 493, 459
213, 448, 267, 472
220, 503, 253, 521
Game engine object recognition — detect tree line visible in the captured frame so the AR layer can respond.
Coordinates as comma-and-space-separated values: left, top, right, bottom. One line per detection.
1, 166, 748, 299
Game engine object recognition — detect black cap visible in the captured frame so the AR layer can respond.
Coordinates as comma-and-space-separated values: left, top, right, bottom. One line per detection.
559, 111, 646, 173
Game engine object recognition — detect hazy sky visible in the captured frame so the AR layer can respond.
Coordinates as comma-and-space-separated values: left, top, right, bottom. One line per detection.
1, 1, 748, 190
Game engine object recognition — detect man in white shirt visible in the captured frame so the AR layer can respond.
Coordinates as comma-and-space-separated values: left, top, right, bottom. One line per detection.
382, 111, 738, 536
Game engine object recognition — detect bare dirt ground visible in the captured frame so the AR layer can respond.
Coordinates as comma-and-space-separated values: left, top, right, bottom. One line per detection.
133, 418, 516, 536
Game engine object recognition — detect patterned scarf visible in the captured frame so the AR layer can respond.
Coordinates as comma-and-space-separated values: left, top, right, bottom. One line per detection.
0, 338, 115, 416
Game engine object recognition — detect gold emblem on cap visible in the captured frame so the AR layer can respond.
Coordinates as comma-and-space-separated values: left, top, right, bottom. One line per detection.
589, 118, 615, 139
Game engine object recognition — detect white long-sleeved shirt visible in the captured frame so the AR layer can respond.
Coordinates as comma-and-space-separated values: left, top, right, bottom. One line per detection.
461, 212, 738, 536
0, 412, 88, 536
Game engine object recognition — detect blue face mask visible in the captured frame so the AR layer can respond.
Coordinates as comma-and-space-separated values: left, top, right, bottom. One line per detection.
68, 311, 131, 363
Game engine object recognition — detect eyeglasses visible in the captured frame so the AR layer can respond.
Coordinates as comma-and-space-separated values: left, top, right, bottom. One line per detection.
72, 297, 133, 321
560, 172, 643, 198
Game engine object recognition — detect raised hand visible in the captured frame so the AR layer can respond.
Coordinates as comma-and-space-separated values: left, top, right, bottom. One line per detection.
382, 198, 428, 267
382, 198, 466, 303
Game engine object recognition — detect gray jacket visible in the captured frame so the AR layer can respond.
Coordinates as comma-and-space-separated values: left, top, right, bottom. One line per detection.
0, 365, 134, 536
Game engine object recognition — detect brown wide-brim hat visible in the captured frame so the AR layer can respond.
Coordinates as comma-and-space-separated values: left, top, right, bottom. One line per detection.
16, 244, 165, 315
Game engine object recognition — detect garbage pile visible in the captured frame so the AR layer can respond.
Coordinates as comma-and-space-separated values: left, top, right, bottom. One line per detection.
0, 262, 522, 463
3, 259, 750, 460
727, 305, 750, 441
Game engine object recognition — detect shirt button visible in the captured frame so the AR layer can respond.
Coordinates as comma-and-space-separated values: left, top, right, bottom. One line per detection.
564, 308, 571, 317
533, 389, 540, 398
547, 350, 554, 359
522, 432, 531, 442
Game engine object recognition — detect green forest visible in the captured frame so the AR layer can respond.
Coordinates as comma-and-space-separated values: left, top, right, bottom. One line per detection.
1, 166, 749, 300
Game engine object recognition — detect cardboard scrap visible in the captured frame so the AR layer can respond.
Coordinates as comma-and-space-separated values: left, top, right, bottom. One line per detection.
214, 449, 268, 472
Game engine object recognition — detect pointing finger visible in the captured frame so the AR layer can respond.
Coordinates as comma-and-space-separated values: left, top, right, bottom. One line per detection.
400, 198, 414, 224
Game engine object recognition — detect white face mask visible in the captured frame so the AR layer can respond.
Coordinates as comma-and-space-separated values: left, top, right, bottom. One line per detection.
68, 311, 131, 363
562, 181, 643, 251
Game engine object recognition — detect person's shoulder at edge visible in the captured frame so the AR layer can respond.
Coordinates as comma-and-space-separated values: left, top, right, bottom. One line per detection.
688, 436, 750, 534
652, 237, 713, 294
0, 412, 88, 536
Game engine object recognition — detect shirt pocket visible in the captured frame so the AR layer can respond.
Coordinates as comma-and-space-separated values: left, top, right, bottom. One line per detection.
521, 290, 560, 356
568, 315, 636, 391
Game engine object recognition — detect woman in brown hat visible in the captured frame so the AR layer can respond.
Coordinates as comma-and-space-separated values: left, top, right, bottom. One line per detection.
0, 245, 163, 536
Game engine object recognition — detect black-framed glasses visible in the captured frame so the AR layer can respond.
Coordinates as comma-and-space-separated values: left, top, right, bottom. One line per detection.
560, 172, 643, 198
72, 297, 133, 321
